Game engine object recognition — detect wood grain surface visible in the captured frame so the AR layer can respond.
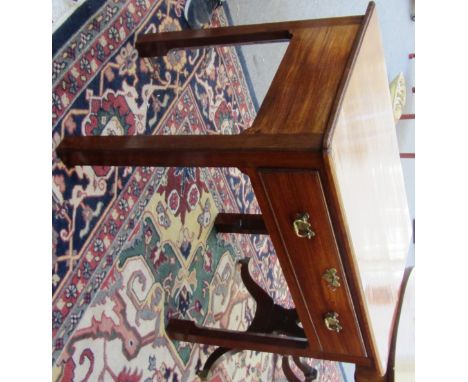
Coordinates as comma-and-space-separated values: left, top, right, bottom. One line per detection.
323, 3, 412, 376
259, 170, 366, 357
245, 23, 360, 137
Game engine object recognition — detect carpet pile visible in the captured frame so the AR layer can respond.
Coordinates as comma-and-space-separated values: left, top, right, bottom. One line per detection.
52, 1, 344, 380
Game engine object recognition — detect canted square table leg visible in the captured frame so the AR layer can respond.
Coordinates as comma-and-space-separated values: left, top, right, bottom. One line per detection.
136, 22, 292, 57
135, 16, 361, 58
214, 213, 267, 235
56, 134, 321, 169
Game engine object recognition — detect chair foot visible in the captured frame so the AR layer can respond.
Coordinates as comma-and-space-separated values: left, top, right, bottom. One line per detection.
282, 356, 318, 382
293, 356, 318, 381
197, 347, 240, 380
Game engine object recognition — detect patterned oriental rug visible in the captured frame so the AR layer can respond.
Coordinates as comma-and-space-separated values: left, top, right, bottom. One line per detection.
52, 1, 344, 381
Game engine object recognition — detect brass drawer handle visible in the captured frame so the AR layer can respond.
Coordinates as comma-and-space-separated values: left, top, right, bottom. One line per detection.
324, 312, 343, 333
293, 213, 316, 239
323, 268, 341, 290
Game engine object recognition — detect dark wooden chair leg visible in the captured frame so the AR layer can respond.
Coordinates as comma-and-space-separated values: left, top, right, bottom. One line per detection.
282, 356, 302, 382
214, 213, 267, 235
282, 356, 318, 382
238, 258, 274, 308
197, 347, 240, 380
239, 258, 305, 338
292, 356, 318, 381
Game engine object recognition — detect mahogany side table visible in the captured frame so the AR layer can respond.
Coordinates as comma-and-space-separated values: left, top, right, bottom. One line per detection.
56, 2, 412, 380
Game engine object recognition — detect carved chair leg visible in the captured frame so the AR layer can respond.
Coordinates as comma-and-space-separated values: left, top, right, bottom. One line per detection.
238, 258, 274, 308
292, 356, 318, 381
238, 258, 305, 338
282, 356, 302, 382
197, 347, 240, 380
282, 356, 318, 382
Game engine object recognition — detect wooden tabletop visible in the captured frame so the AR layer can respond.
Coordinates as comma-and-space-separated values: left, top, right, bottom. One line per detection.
324, 6, 412, 375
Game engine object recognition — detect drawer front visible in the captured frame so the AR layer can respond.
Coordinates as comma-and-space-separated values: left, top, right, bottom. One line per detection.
259, 170, 366, 357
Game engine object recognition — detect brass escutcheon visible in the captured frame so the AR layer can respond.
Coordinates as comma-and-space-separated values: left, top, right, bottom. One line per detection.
293, 212, 316, 239
322, 268, 341, 290
324, 312, 343, 333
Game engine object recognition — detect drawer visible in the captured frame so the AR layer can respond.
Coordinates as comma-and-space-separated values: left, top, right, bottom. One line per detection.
259, 170, 366, 357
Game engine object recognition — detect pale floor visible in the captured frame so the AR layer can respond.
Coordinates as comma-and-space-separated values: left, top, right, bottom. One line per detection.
52, 0, 86, 29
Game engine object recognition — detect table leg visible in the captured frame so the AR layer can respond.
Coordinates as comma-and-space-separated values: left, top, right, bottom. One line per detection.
135, 16, 363, 58
56, 134, 320, 168
214, 213, 267, 235
136, 23, 292, 57
135, 16, 364, 57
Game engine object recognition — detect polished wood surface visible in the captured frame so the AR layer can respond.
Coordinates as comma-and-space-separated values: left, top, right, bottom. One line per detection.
259, 170, 365, 357
55, 2, 412, 380
282, 356, 318, 382
166, 319, 311, 357
136, 17, 363, 57
56, 134, 324, 169
245, 22, 360, 136
214, 213, 267, 235
323, 6, 412, 376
